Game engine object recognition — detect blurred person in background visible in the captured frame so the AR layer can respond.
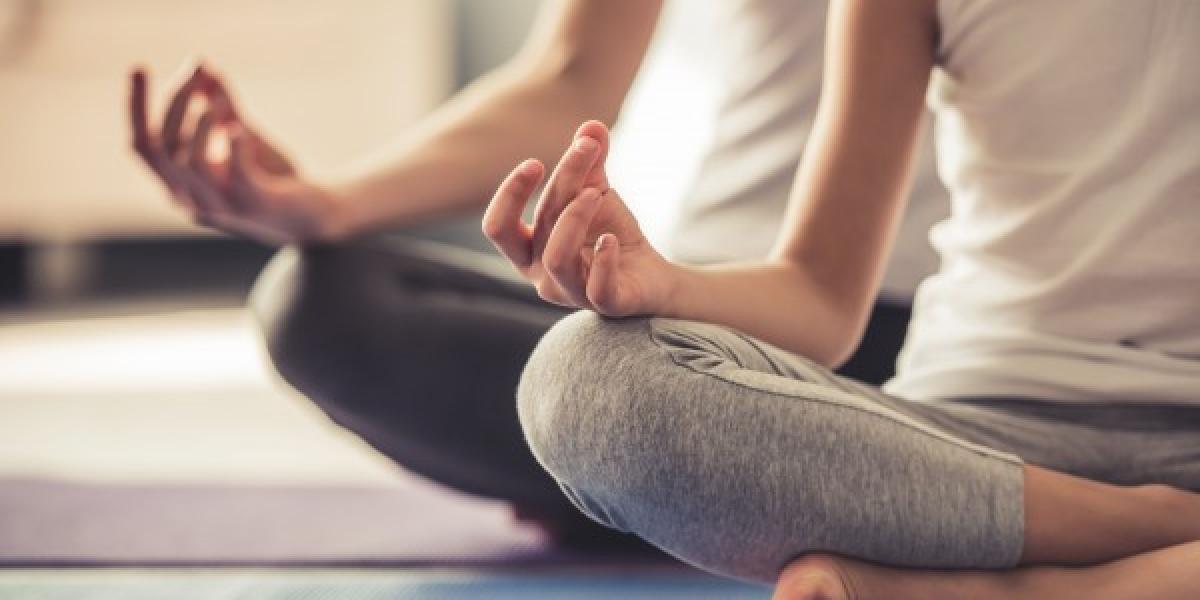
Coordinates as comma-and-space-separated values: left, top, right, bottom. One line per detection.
128, 0, 943, 550
484, 0, 1200, 598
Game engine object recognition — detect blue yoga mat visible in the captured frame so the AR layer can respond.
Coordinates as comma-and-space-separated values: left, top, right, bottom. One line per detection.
0, 570, 772, 599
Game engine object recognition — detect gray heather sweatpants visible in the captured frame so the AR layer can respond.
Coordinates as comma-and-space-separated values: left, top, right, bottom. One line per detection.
518, 311, 1200, 583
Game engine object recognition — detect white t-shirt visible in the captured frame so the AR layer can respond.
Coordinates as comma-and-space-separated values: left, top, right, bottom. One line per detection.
886, 0, 1200, 404
665, 0, 950, 301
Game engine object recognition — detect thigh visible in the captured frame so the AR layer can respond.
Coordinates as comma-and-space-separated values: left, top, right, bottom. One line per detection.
251, 235, 572, 506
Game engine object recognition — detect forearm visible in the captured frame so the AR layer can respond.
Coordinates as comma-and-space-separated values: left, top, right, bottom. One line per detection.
662, 260, 859, 367
327, 61, 611, 236
660, 0, 939, 366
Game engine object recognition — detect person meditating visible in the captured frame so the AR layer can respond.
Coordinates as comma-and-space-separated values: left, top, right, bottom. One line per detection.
129, 0, 1199, 597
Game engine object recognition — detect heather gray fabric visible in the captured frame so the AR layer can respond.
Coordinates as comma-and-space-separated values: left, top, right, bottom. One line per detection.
518, 311, 1200, 583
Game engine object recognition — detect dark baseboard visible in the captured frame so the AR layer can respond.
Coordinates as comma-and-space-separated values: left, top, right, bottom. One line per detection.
1, 237, 276, 308
0, 242, 30, 304
85, 237, 275, 300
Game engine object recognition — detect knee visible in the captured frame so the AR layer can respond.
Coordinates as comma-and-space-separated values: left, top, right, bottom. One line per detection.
517, 312, 660, 504
518, 313, 791, 581
517, 312, 633, 475
248, 243, 374, 395
518, 311, 716, 551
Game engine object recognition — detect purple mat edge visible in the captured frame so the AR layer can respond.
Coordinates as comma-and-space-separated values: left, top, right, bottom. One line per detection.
0, 477, 674, 568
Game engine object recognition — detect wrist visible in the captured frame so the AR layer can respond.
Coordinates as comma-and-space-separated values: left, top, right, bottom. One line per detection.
656, 260, 696, 319
313, 179, 365, 242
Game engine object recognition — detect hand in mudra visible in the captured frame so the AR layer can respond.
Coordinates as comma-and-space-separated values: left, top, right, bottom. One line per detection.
129, 63, 345, 244
482, 121, 677, 317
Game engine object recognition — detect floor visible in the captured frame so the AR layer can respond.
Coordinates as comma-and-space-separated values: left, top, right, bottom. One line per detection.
0, 301, 773, 596
0, 568, 769, 599
0, 302, 400, 487
0, 301, 554, 563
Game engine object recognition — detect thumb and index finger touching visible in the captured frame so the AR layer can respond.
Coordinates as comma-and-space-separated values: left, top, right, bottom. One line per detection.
485, 120, 614, 269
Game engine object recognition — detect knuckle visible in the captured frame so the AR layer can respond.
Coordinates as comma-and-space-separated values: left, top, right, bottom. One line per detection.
589, 283, 616, 312
481, 219, 504, 241
535, 282, 575, 308
541, 252, 567, 275
557, 207, 586, 227
546, 182, 571, 203
535, 284, 559, 304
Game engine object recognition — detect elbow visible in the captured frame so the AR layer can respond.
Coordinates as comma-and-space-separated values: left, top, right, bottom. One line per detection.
817, 291, 876, 370
824, 326, 864, 371
773, 259, 873, 370
806, 312, 863, 370
825, 293, 881, 370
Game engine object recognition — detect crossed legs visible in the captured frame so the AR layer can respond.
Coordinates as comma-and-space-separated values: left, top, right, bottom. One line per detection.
518, 311, 1200, 595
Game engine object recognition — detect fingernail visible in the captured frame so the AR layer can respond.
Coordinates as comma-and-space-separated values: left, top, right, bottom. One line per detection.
573, 137, 597, 154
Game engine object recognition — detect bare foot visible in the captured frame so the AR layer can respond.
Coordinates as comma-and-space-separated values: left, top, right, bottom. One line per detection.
775, 541, 1200, 600
773, 553, 1007, 600
773, 554, 856, 600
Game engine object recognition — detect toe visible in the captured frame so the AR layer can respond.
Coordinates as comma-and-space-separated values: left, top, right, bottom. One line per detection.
773, 555, 854, 600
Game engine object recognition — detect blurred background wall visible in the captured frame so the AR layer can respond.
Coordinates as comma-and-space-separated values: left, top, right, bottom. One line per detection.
0, 0, 715, 308
0, 0, 454, 305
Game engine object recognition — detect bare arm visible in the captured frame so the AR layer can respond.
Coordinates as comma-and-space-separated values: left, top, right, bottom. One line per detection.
482, 0, 937, 367
335, 0, 664, 233
129, 0, 662, 243
665, 0, 938, 366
